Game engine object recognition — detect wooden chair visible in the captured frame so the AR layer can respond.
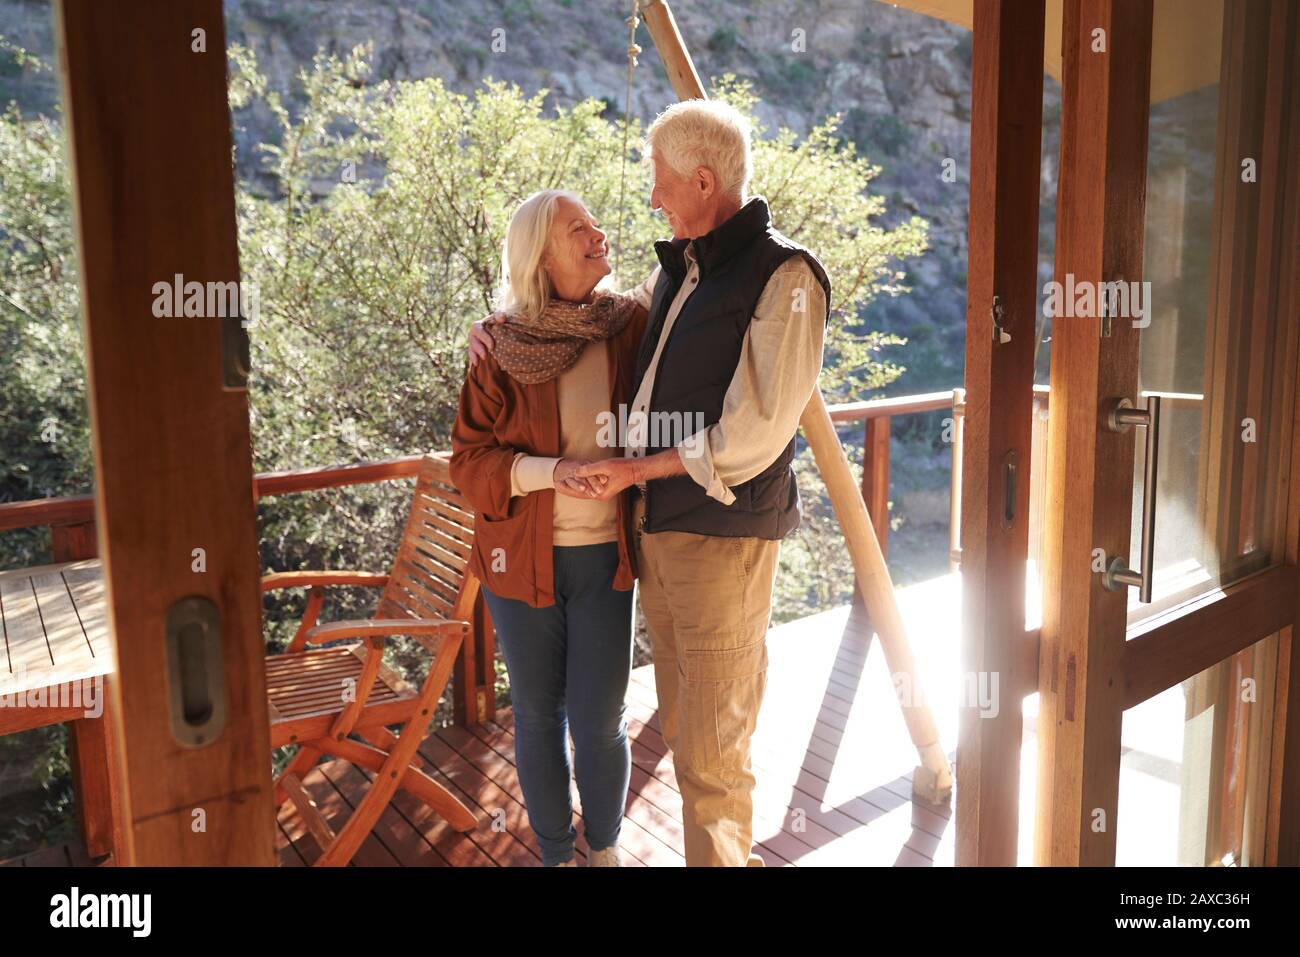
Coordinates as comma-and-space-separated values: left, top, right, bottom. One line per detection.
262, 453, 480, 866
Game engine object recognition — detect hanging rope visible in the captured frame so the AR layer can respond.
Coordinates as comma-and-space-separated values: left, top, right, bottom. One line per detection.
614, 0, 642, 283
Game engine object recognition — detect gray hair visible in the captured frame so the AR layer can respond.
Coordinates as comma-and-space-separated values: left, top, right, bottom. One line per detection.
644, 100, 752, 202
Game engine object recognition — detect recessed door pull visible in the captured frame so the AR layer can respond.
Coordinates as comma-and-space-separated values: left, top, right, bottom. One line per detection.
164, 596, 228, 747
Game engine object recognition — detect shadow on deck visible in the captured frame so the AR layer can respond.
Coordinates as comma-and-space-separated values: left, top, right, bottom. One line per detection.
5, 574, 966, 868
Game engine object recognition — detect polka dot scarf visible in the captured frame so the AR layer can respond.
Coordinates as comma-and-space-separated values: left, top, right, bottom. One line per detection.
492, 291, 641, 385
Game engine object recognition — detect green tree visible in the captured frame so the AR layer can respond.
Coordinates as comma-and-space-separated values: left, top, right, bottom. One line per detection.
0, 37, 930, 854
0, 99, 90, 568
227, 47, 927, 624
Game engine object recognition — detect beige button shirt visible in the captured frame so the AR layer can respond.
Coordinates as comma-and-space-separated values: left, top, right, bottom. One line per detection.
622, 245, 827, 505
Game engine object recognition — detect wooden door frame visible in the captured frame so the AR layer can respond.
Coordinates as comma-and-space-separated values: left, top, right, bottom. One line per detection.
1035, 0, 1154, 867
55, 0, 275, 865
957, 0, 1046, 867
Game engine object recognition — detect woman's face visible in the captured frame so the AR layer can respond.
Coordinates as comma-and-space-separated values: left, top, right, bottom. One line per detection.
542, 196, 610, 302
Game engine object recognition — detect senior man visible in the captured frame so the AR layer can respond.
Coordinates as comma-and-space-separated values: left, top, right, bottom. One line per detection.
471, 100, 828, 866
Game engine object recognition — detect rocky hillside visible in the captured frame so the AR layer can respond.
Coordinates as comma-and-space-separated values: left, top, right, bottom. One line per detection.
0, 0, 1041, 393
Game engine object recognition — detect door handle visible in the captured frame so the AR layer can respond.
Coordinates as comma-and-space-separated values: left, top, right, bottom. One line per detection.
1102, 395, 1161, 603
164, 596, 227, 747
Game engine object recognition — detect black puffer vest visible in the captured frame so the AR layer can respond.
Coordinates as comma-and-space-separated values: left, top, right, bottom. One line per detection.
635, 196, 831, 539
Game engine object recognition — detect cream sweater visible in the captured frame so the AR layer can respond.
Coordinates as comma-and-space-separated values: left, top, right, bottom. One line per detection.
509, 339, 620, 545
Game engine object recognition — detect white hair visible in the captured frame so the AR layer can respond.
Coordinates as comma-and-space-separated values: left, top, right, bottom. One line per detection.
644, 99, 752, 202
495, 189, 582, 321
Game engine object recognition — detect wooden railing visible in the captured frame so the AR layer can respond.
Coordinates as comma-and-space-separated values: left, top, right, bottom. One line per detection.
825, 389, 961, 564
0, 450, 498, 726
825, 385, 1054, 573
1, 384, 1122, 723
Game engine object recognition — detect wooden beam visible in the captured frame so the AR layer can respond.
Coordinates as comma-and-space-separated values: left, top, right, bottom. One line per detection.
1035, 0, 1154, 867
55, 0, 274, 864
640, 0, 706, 101
957, 0, 1046, 867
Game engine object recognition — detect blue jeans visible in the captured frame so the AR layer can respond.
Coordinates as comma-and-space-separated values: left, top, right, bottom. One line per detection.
481, 542, 633, 866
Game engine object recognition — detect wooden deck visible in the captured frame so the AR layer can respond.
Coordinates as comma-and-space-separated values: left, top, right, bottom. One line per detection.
6, 574, 967, 867
278, 610, 955, 866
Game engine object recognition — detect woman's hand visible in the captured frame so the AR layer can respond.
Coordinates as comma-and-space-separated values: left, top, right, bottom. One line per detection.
553, 458, 600, 498
468, 313, 506, 367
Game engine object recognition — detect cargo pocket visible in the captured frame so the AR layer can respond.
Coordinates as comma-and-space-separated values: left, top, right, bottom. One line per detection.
678, 637, 769, 772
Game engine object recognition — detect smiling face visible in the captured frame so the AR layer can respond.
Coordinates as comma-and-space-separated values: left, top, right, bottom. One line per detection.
649, 154, 741, 242
541, 196, 610, 303
650, 155, 711, 240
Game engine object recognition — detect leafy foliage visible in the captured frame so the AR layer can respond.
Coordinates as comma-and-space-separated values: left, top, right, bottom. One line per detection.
0, 38, 930, 855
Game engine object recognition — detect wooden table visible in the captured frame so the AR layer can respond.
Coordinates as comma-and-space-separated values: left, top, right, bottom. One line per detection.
0, 559, 120, 858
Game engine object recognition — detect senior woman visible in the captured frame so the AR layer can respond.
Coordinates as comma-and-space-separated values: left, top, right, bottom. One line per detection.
449, 189, 646, 868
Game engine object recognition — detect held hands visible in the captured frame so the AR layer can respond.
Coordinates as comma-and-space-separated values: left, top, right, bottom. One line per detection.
468, 313, 506, 367
553, 458, 602, 499
573, 458, 639, 501
563, 451, 681, 502
552, 458, 636, 501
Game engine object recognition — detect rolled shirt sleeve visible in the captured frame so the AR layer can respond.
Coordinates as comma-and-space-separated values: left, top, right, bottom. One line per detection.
676, 257, 827, 505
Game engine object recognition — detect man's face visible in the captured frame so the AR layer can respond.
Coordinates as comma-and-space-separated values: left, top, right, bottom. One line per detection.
650, 155, 710, 240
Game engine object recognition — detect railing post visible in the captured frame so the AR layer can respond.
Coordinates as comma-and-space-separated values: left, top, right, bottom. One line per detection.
51, 521, 97, 562
852, 414, 891, 630
862, 416, 891, 559
453, 591, 496, 727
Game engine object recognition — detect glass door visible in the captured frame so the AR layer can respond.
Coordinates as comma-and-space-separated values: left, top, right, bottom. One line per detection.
1128, 0, 1294, 619
1113, 0, 1300, 866
1034, 0, 1299, 867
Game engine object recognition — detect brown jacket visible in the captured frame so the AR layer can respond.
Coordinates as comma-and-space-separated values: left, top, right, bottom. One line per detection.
449, 308, 647, 608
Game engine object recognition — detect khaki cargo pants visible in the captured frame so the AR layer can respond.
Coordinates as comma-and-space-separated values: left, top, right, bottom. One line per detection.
633, 496, 780, 867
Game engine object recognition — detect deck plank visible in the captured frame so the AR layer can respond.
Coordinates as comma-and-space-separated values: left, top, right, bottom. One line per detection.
3, 585, 965, 867
418, 732, 542, 866
452, 721, 671, 866
319, 761, 450, 867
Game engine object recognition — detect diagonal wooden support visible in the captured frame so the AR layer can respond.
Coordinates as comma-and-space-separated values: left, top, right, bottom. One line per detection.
641, 0, 952, 803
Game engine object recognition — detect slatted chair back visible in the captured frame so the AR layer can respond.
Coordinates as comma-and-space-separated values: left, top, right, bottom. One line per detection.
375, 453, 479, 626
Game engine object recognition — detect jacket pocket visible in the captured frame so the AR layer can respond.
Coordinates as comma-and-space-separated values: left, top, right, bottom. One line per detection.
473, 507, 536, 600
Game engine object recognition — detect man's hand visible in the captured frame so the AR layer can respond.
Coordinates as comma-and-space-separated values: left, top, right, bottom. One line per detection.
468, 313, 506, 367
553, 458, 598, 499
574, 458, 638, 501
575, 448, 690, 501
